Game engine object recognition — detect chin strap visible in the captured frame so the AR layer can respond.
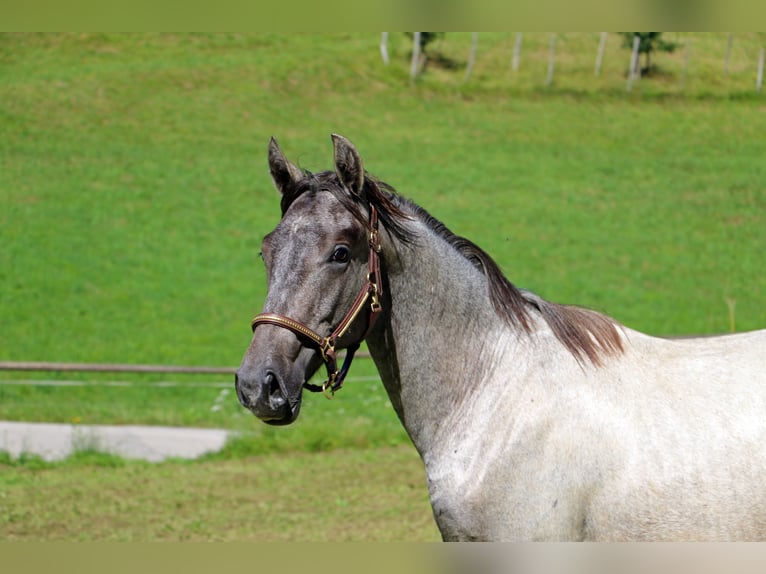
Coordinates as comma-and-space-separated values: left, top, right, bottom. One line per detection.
250, 206, 382, 398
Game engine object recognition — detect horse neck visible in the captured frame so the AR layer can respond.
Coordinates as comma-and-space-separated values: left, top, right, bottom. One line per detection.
365, 219, 520, 453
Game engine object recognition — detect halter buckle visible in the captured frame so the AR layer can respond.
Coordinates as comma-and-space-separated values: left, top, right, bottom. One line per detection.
369, 228, 381, 253
370, 283, 382, 314
319, 338, 335, 362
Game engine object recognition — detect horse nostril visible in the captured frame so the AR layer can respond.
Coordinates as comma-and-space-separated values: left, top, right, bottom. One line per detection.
265, 371, 281, 396
264, 370, 287, 410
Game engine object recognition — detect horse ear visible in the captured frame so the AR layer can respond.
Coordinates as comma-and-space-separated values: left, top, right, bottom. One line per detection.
268, 136, 303, 195
331, 134, 364, 196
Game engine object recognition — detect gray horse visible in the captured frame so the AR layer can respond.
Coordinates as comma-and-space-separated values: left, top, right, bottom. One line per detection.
235, 134, 766, 541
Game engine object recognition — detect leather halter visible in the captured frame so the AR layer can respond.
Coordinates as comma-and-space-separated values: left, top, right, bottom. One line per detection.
250, 206, 383, 398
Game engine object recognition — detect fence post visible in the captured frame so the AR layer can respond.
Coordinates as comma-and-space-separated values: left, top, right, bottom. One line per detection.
758, 47, 765, 93
465, 32, 478, 81
546, 34, 556, 88
595, 32, 607, 76
627, 34, 640, 92
723, 33, 733, 75
410, 32, 421, 83
380, 32, 389, 65
512, 32, 522, 71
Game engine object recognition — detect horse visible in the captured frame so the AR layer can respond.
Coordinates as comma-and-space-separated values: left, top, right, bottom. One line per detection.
235, 134, 766, 541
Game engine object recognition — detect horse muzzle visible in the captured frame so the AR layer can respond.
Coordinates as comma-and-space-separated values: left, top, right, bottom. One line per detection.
234, 366, 302, 426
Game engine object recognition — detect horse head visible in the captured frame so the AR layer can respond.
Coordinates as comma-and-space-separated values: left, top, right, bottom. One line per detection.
235, 134, 386, 425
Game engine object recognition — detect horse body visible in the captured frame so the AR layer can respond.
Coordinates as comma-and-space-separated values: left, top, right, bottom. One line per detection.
235, 134, 766, 541
366, 210, 766, 540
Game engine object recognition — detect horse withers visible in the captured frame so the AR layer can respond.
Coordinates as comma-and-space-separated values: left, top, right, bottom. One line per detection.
235, 134, 766, 541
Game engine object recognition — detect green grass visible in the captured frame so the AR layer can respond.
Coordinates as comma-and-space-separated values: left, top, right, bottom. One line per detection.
1, 31, 765, 543
0, 444, 440, 541
2, 32, 766, 438
0, 358, 410, 454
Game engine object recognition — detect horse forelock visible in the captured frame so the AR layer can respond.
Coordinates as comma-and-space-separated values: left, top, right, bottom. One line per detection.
278, 169, 414, 243
278, 169, 625, 368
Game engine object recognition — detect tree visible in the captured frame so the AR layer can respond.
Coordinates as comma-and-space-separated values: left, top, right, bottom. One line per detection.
620, 32, 678, 75
404, 33, 450, 73
405, 32, 444, 55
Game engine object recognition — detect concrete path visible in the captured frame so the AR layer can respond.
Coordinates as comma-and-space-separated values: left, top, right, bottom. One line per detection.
0, 421, 231, 462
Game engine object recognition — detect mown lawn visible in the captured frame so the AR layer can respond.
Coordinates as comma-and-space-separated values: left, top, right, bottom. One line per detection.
1, 32, 764, 543
2, 34, 765, 433
0, 445, 440, 541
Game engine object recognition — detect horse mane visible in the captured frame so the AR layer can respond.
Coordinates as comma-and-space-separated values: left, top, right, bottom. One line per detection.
396, 195, 625, 367
280, 169, 625, 367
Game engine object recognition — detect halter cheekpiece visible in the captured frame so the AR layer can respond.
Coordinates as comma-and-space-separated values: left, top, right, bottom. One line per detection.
250, 206, 383, 398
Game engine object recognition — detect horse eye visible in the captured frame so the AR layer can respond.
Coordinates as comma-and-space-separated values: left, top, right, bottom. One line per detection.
331, 245, 350, 263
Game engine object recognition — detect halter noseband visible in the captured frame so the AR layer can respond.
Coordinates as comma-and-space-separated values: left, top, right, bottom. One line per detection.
250, 206, 383, 398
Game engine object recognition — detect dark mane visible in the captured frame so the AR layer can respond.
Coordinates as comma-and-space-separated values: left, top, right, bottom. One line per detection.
396, 195, 625, 367
281, 170, 625, 367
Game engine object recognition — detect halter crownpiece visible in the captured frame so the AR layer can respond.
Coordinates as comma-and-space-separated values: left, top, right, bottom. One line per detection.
250, 206, 383, 398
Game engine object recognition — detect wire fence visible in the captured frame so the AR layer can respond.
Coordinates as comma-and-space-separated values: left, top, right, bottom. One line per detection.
390, 32, 766, 94
0, 357, 372, 377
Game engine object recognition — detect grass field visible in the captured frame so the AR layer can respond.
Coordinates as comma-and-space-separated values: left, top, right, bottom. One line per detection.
1, 33, 765, 540
0, 445, 440, 541
2, 32, 765, 425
